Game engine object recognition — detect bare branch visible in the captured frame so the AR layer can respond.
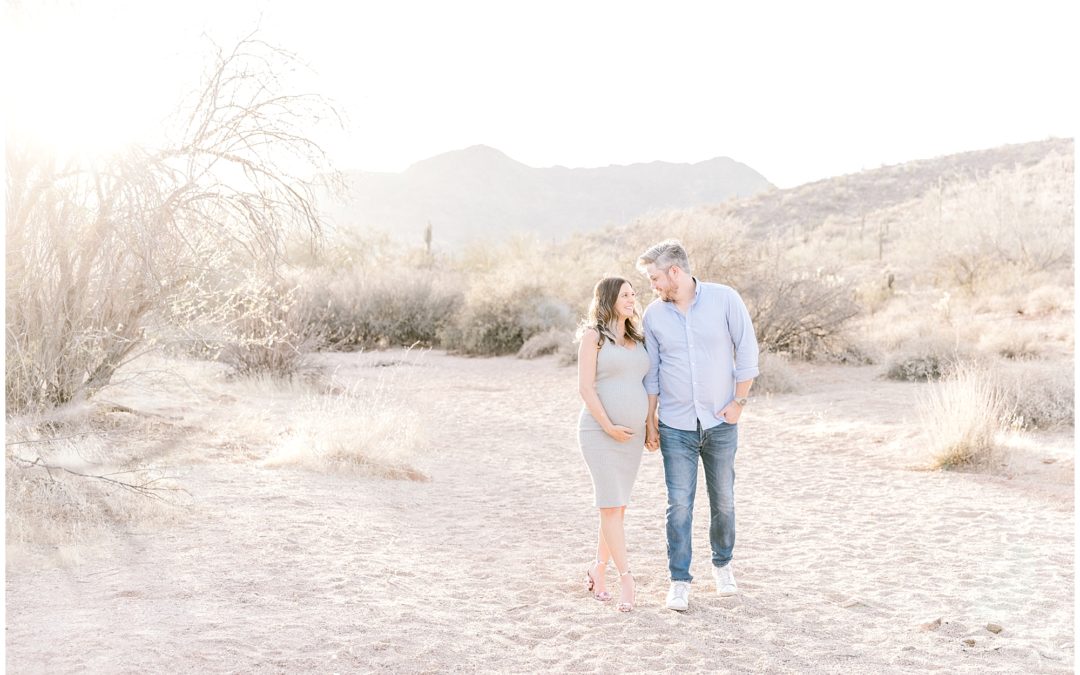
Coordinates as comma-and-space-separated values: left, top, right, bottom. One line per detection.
10, 455, 190, 502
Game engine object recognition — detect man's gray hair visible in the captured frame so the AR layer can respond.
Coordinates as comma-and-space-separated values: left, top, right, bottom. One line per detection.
637, 239, 692, 275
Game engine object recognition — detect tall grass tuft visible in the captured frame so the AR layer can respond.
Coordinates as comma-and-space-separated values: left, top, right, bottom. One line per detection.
917, 363, 1007, 469
261, 366, 430, 480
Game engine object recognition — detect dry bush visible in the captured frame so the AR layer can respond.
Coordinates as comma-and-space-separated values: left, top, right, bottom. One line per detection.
214, 275, 325, 377
438, 274, 573, 356
743, 266, 859, 359
752, 351, 801, 395
261, 366, 429, 480
5, 37, 337, 415
915, 153, 1073, 295
1022, 285, 1073, 317
884, 334, 973, 382
995, 365, 1074, 431
6, 416, 186, 560
976, 325, 1047, 361
854, 273, 897, 315
517, 328, 573, 360
539, 208, 757, 314
917, 362, 1007, 469
647, 209, 758, 284
5, 148, 171, 413
297, 267, 463, 350
557, 335, 582, 366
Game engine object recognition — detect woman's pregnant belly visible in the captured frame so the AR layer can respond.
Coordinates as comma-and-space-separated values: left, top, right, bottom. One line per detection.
578, 381, 648, 432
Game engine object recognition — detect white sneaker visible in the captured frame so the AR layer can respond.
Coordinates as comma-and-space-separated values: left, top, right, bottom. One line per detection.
712, 563, 738, 596
666, 581, 691, 611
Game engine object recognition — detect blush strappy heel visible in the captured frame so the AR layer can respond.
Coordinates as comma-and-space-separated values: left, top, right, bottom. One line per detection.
616, 569, 635, 612
584, 560, 611, 602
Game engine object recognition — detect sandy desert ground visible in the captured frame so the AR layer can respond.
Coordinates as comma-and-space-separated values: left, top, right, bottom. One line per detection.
5, 349, 1075, 673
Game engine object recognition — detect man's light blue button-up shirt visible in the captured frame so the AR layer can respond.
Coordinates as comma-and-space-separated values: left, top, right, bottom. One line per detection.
643, 279, 760, 432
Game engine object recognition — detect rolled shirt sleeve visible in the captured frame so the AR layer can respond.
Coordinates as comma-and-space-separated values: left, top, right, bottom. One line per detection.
728, 289, 760, 382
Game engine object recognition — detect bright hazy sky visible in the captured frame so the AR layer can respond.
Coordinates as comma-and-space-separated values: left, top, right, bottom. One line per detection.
4, 0, 1078, 188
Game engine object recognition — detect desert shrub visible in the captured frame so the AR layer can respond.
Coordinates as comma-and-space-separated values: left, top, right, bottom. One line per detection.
298, 268, 463, 350
820, 339, 878, 366
884, 335, 972, 382
854, 275, 896, 315
557, 344, 580, 366
917, 362, 1006, 469
752, 351, 800, 395
976, 327, 1046, 361
4, 38, 336, 414
438, 277, 573, 356
517, 328, 573, 360
1022, 285, 1072, 317
996, 366, 1074, 430
742, 266, 859, 360
6, 416, 184, 559
213, 275, 324, 377
926, 157, 1073, 295
654, 211, 757, 284
557, 334, 582, 366
5, 174, 161, 413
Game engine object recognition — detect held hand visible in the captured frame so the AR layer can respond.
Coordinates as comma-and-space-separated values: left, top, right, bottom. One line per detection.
718, 402, 743, 424
645, 424, 660, 452
604, 424, 634, 443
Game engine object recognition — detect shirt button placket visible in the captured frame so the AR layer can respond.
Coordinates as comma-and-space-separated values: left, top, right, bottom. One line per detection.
687, 315, 697, 421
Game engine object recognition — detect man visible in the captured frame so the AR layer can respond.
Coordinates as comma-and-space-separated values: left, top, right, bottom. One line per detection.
639, 239, 759, 611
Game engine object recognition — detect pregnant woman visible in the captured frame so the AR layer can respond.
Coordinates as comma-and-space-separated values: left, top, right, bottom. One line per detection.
577, 276, 651, 613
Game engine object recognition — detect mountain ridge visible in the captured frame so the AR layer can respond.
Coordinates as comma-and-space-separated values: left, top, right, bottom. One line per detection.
321, 147, 773, 245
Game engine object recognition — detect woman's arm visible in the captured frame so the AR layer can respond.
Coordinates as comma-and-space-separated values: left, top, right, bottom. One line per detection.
643, 312, 661, 451
578, 329, 632, 441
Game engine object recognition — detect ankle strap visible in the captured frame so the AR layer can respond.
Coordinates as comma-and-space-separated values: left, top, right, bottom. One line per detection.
619, 569, 632, 577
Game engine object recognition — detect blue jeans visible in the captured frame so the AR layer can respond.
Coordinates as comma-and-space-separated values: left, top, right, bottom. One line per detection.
659, 419, 738, 582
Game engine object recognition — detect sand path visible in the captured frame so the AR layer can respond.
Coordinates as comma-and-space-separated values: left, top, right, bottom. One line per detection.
6, 351, 1074, 673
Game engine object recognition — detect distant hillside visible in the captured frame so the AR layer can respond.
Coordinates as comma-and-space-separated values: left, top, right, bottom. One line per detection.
702, 137, 1074, 237
572, 136, 1074, 295
319, 145, 773, 246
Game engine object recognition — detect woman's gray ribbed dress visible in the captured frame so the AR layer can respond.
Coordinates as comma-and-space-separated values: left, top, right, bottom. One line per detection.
578, 339, 650, 508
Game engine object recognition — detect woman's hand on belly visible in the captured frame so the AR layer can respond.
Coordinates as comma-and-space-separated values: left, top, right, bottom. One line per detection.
603, 424, 634, 443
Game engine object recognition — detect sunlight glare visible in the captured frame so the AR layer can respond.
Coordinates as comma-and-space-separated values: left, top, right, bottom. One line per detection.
4, 5, 184, 159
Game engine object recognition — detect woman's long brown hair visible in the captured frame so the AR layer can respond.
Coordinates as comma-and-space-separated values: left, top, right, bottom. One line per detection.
578, 276, 644, 347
